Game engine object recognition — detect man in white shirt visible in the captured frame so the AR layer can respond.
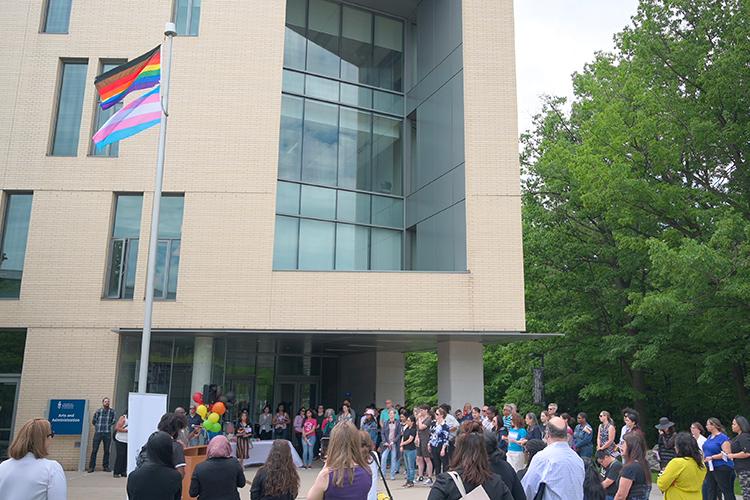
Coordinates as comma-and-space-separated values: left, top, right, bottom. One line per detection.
521, 416, 584, 500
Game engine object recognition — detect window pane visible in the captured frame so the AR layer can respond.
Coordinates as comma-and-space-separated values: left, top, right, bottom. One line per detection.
43, 0, 72, 33
106, 239, 124, 298
0, 194, 33, 298
335, 224, 369, 270
306, 0, 340, 77
91, 62, 124, 157
154, 240, 168, 299
158, 195, 184, 239
336, 190, 370, 224
51, 62, 87, 156
273, 215, 299, 269
284, 0, 307, 70
282, 69, 305, 94
279, 95, 304, 180
302, 100, 338, 185
112, 195, 143, 238
370, 227, 401, 270
340, 6, 372, 85
300, 184, 335, 219
167, 240, 180, 299
340, 83, 372, 108
189, 0, 201, 35
298, 219, 334, 270
373, 90, 403, 115
174, 0, 200, 36
123, 238, 139, 299
372, 115, 402, 195
276, 181, 300, 215
371, 195, 403, 228
305, 75, 339, 101
338, 108, 371, 191
372, 15, 403, 91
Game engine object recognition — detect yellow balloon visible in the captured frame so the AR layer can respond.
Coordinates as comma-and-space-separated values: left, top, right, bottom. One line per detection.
197, 405, 208, 418
207, 412, 219, 424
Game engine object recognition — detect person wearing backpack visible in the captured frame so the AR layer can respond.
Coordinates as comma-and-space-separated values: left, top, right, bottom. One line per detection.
428, 421, 513, 500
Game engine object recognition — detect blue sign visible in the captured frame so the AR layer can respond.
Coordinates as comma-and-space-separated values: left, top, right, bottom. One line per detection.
49, 399, 86, 435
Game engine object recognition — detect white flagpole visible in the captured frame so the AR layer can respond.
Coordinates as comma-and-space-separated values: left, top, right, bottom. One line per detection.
138, 22, 177, 393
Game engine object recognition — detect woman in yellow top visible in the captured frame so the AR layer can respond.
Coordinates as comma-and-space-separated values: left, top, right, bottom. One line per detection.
657, 432, 707, 499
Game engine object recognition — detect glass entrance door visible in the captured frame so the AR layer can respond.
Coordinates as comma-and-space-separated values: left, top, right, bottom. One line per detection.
0, 377, 20, 460
276, 379, 319, 415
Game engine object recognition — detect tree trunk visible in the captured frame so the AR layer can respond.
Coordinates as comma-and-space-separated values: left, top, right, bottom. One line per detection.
731, 363, 750, 414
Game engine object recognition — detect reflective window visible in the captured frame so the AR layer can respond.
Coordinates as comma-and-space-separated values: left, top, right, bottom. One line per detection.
338, 108, 371, 191
282, 69, 305, 94
340, 6, 372, 85
174, 0, 201, 36
43, 0, 72, 33
276, 181, 301, 215
300, 184, 336, 219
284, 0, 307, 70
279, 95, 304, 180
305, 75, 339, 101
335, 223, 369, 270
273, 216, 299, 270
106, 194, 142, 299
373, 15, 403, 91
306, 0, 340, 77
298, 219, 335, 270
372, 116, 402, 195
0, 194, 33, 298
340, 83, 372, 108
155, 195, 184, 300
371, 195, 403, 228
370, 227, 401, 270
51, 61, 87, 156
302, 100, 338, 185
91, 61, 125, 157
336, 191, 370, 225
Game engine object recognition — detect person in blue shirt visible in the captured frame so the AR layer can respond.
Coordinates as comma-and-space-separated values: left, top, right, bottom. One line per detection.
574, 412, 594, 458
506, 413, 528, 472
702, 417, 736, 500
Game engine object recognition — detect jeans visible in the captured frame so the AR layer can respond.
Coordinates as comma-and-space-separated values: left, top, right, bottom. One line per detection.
89, 432, 112, 470
381, 445, 399, 479
403, 449, 417, 482
302, 435, 316, 466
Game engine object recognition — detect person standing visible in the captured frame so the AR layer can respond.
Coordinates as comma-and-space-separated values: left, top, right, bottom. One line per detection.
521, 416, 585, 500
302, 409, 318, 468
360, 409, 378, 445
727, 416, 750, 499
250, 440, 300, 500
655, 417, 677, 470
187, 406, 204, 446
379, 400, 395, 427
526, 412, 543, 441
415, 405, 434, 484
88, 397, 115, 473
0, 418, 67, 500
547, 403, 558, 417
596, 450, 623, 500
656, 432, 705, 500
702, 417, 736, 500
597, 411, 617, 457
484, 430, 527, 500
258, 405, 273, 440
429, 408, 451, 480
506, 413, 528, 472
689, 422, 706, 452
113, 411, 128, 478
612, 432, 651, 500
189, 435, 246, 500
273, 404, 290, 440
574, 413, 594, 459
321, 408, 336, 460
380, 408, 402, 481
293, 408, 306, 456
315, 405, 326, 459
236, 410, 253, 463
400, 415, 418, 487
337, 403, 354, 425
127, 431, 182, 500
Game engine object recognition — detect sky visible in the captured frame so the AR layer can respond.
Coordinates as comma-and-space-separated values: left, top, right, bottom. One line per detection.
513, 0, 640, 135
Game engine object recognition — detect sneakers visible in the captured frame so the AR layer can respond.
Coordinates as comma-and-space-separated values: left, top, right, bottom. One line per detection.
406, 481, 414, 488
424, 478, 433, 486
417, 476, 424, 482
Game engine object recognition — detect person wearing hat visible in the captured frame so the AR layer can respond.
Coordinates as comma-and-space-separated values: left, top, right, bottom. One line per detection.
656, 417, 677, 470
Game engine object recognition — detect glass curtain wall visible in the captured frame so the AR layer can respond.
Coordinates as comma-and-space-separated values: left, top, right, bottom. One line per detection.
274, 0, 405, 271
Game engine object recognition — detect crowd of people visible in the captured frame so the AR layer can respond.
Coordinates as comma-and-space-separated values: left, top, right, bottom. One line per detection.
0, 396, 748, 500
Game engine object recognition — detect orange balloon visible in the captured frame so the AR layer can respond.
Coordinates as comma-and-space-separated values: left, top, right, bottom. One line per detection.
213, 402, 226, 415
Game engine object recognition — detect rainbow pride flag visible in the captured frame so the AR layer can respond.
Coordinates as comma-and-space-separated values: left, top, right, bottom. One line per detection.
94, 45, 160, 110
93, 86, 161, 149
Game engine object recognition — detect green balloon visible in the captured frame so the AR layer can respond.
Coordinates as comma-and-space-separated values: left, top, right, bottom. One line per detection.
203, 420, 212, 430
211, 422, 222, 433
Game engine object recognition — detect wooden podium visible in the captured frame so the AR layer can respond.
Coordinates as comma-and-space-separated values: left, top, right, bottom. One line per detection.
182, 445, 207, 500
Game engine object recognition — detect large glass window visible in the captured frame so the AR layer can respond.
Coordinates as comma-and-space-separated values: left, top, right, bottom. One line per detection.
90, 61, 125, 157
154, 195, 184, 300
42, 0, 72, 33
0, 194, 33, 299
275, 0, 404, 271
106, 194, 143, 299
174, 0, 201, 36
51, 61, 87, 156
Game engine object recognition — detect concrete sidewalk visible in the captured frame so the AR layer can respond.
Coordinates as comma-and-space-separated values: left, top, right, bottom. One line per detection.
66, 466, 693, 500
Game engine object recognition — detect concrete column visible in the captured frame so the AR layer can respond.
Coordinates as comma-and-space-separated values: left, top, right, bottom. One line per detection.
339, 352, 376, 411
437, 340, 484, 411
191, 337, 214, 395
375, 351, 405, 407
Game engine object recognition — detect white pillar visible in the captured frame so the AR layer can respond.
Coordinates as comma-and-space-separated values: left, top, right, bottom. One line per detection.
191, 337, 214, 395
437, 340, 484, 412
375, 351, 405, 406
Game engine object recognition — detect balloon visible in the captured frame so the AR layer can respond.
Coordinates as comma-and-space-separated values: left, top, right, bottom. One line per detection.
213, 402, 226, 415
207, 412, 220, 424
203, 420, 212, 430
211, 422, 222, 433
196, 405, 208, 419
192, 392, 203, 405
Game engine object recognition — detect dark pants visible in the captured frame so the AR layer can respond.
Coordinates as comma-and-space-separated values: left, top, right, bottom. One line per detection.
703, 468, 736, 500
314, 429, 322, 457
113, 439, 127, 476
259, 430, 272, 440
89, 432, 112, 470
431, 446, 449, 475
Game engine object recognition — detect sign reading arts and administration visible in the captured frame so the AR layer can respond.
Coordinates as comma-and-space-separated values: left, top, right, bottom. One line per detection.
49, 399, 86, 435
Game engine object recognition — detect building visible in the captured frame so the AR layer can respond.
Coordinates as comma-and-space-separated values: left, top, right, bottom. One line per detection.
0, 0, 528, 467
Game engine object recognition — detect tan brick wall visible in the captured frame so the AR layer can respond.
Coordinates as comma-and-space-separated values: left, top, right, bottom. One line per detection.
0, 0, 525, 468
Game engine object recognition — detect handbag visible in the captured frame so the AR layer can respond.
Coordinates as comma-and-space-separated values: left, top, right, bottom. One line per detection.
446, 471, 491, 500
371, 451, 394, 500
533, 482, 546, 500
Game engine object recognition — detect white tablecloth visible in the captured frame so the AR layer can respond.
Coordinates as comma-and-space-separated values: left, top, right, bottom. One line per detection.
242, 440, 303, 467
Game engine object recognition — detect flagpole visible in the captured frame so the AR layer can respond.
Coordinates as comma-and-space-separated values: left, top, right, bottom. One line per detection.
138, 22, 176, 393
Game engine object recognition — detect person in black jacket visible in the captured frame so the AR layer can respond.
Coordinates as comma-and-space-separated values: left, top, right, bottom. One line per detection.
484, 430, 527, 500
127, 431, 182, 500
654, 417, 676, 470
190, 435, 246, 500
428, 421, 513, 500
251, 440, 300, 500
